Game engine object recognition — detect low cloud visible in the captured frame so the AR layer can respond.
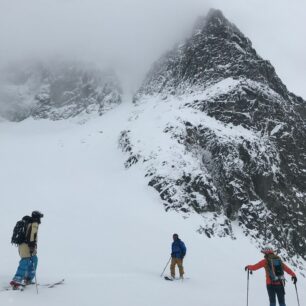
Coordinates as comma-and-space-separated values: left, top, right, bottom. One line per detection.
0, 0, 305, 98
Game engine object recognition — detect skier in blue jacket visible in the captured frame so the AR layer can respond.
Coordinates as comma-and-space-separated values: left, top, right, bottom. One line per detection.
170, 233, 186, 279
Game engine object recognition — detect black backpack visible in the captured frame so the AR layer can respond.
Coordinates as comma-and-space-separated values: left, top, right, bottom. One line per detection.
11, 216, 32, 245
267, 255, 285, 283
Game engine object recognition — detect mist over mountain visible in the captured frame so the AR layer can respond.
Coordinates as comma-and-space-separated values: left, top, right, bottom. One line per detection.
0, 60, 122, 121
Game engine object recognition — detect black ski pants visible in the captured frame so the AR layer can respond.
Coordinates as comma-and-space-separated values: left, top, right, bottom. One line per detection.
266, 284, 286, 306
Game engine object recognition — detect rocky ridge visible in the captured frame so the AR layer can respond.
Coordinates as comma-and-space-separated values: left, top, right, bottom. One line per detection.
121, 9, 306, 267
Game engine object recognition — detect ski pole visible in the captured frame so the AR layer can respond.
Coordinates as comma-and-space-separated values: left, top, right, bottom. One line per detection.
160, 256, 171, 277
295, 283, 300, 306
34, 270, 38, 295
246, 270, 250, 306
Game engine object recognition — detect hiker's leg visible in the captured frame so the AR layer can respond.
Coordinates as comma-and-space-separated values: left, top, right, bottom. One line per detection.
267, 285, 276, 306
170, 258, 176, 278
275, 284, 286, 306
12, 258, 29, 283
177, 259, 184, 277
27, 256, 38, 282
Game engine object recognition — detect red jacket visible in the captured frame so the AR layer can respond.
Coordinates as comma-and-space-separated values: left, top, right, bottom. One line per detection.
247, 259, 296, 285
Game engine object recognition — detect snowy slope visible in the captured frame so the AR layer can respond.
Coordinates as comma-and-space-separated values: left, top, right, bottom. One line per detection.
0, 102, 305, 306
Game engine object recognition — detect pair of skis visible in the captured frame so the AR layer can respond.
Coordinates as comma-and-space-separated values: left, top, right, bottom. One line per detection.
164, 276, 189, 281
1, 279, 64, 292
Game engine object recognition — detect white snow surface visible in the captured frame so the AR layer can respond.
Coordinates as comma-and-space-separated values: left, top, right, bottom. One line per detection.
0, 101, 305, 305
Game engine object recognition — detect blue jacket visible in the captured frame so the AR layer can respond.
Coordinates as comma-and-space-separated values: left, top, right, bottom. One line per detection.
171, 239, 186, 259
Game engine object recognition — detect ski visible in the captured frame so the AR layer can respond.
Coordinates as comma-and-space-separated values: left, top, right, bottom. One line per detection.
164, 276, 173, 281
39, 278, 65, 288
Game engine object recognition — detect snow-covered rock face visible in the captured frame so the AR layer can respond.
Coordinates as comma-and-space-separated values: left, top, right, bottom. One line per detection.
121, 9, 306, 265
135, 9, 288, 100
0, 61, 122, 121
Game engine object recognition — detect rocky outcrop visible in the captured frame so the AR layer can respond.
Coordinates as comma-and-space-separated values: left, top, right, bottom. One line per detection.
121, 9, 306, 265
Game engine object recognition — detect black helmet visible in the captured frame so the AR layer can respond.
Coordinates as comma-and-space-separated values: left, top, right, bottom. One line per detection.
31, 211, 44, 219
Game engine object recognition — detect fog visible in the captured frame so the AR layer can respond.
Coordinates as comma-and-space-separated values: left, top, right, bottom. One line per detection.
0, 0, 305, 98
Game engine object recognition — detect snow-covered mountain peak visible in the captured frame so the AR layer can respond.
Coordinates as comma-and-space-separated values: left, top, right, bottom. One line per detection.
193, 9, 237, 34
135, 9, 290, 101
123, 10, 306, 266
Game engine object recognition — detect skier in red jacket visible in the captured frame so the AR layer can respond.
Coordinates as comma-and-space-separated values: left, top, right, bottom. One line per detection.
245, 247, 297, 306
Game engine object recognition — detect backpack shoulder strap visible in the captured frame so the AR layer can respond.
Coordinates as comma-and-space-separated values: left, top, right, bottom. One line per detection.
25, 222, 33, 243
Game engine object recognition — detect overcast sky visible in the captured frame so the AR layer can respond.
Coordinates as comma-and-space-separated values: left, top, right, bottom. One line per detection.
0, 0, 305, 98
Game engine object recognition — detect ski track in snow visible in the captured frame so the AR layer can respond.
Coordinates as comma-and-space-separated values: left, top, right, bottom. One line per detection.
0, 102, 304, 306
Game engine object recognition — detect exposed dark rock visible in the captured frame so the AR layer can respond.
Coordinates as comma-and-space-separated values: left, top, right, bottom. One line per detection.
123, 9, 306, 264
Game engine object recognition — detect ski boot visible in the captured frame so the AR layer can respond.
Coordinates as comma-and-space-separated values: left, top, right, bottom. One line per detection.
10, 280, 23, 290
24, 278, 35, 285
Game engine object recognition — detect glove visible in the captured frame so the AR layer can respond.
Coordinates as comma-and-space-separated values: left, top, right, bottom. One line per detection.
245, 266, 253, 274
292, 276, 297, 284
29, 246, 35, 255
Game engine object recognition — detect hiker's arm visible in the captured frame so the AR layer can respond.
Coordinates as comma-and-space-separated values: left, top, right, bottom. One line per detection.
246, 259, 265, 271
29, 222, 39, 243
180, 242, 186, 257
283, 263, 296, 277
